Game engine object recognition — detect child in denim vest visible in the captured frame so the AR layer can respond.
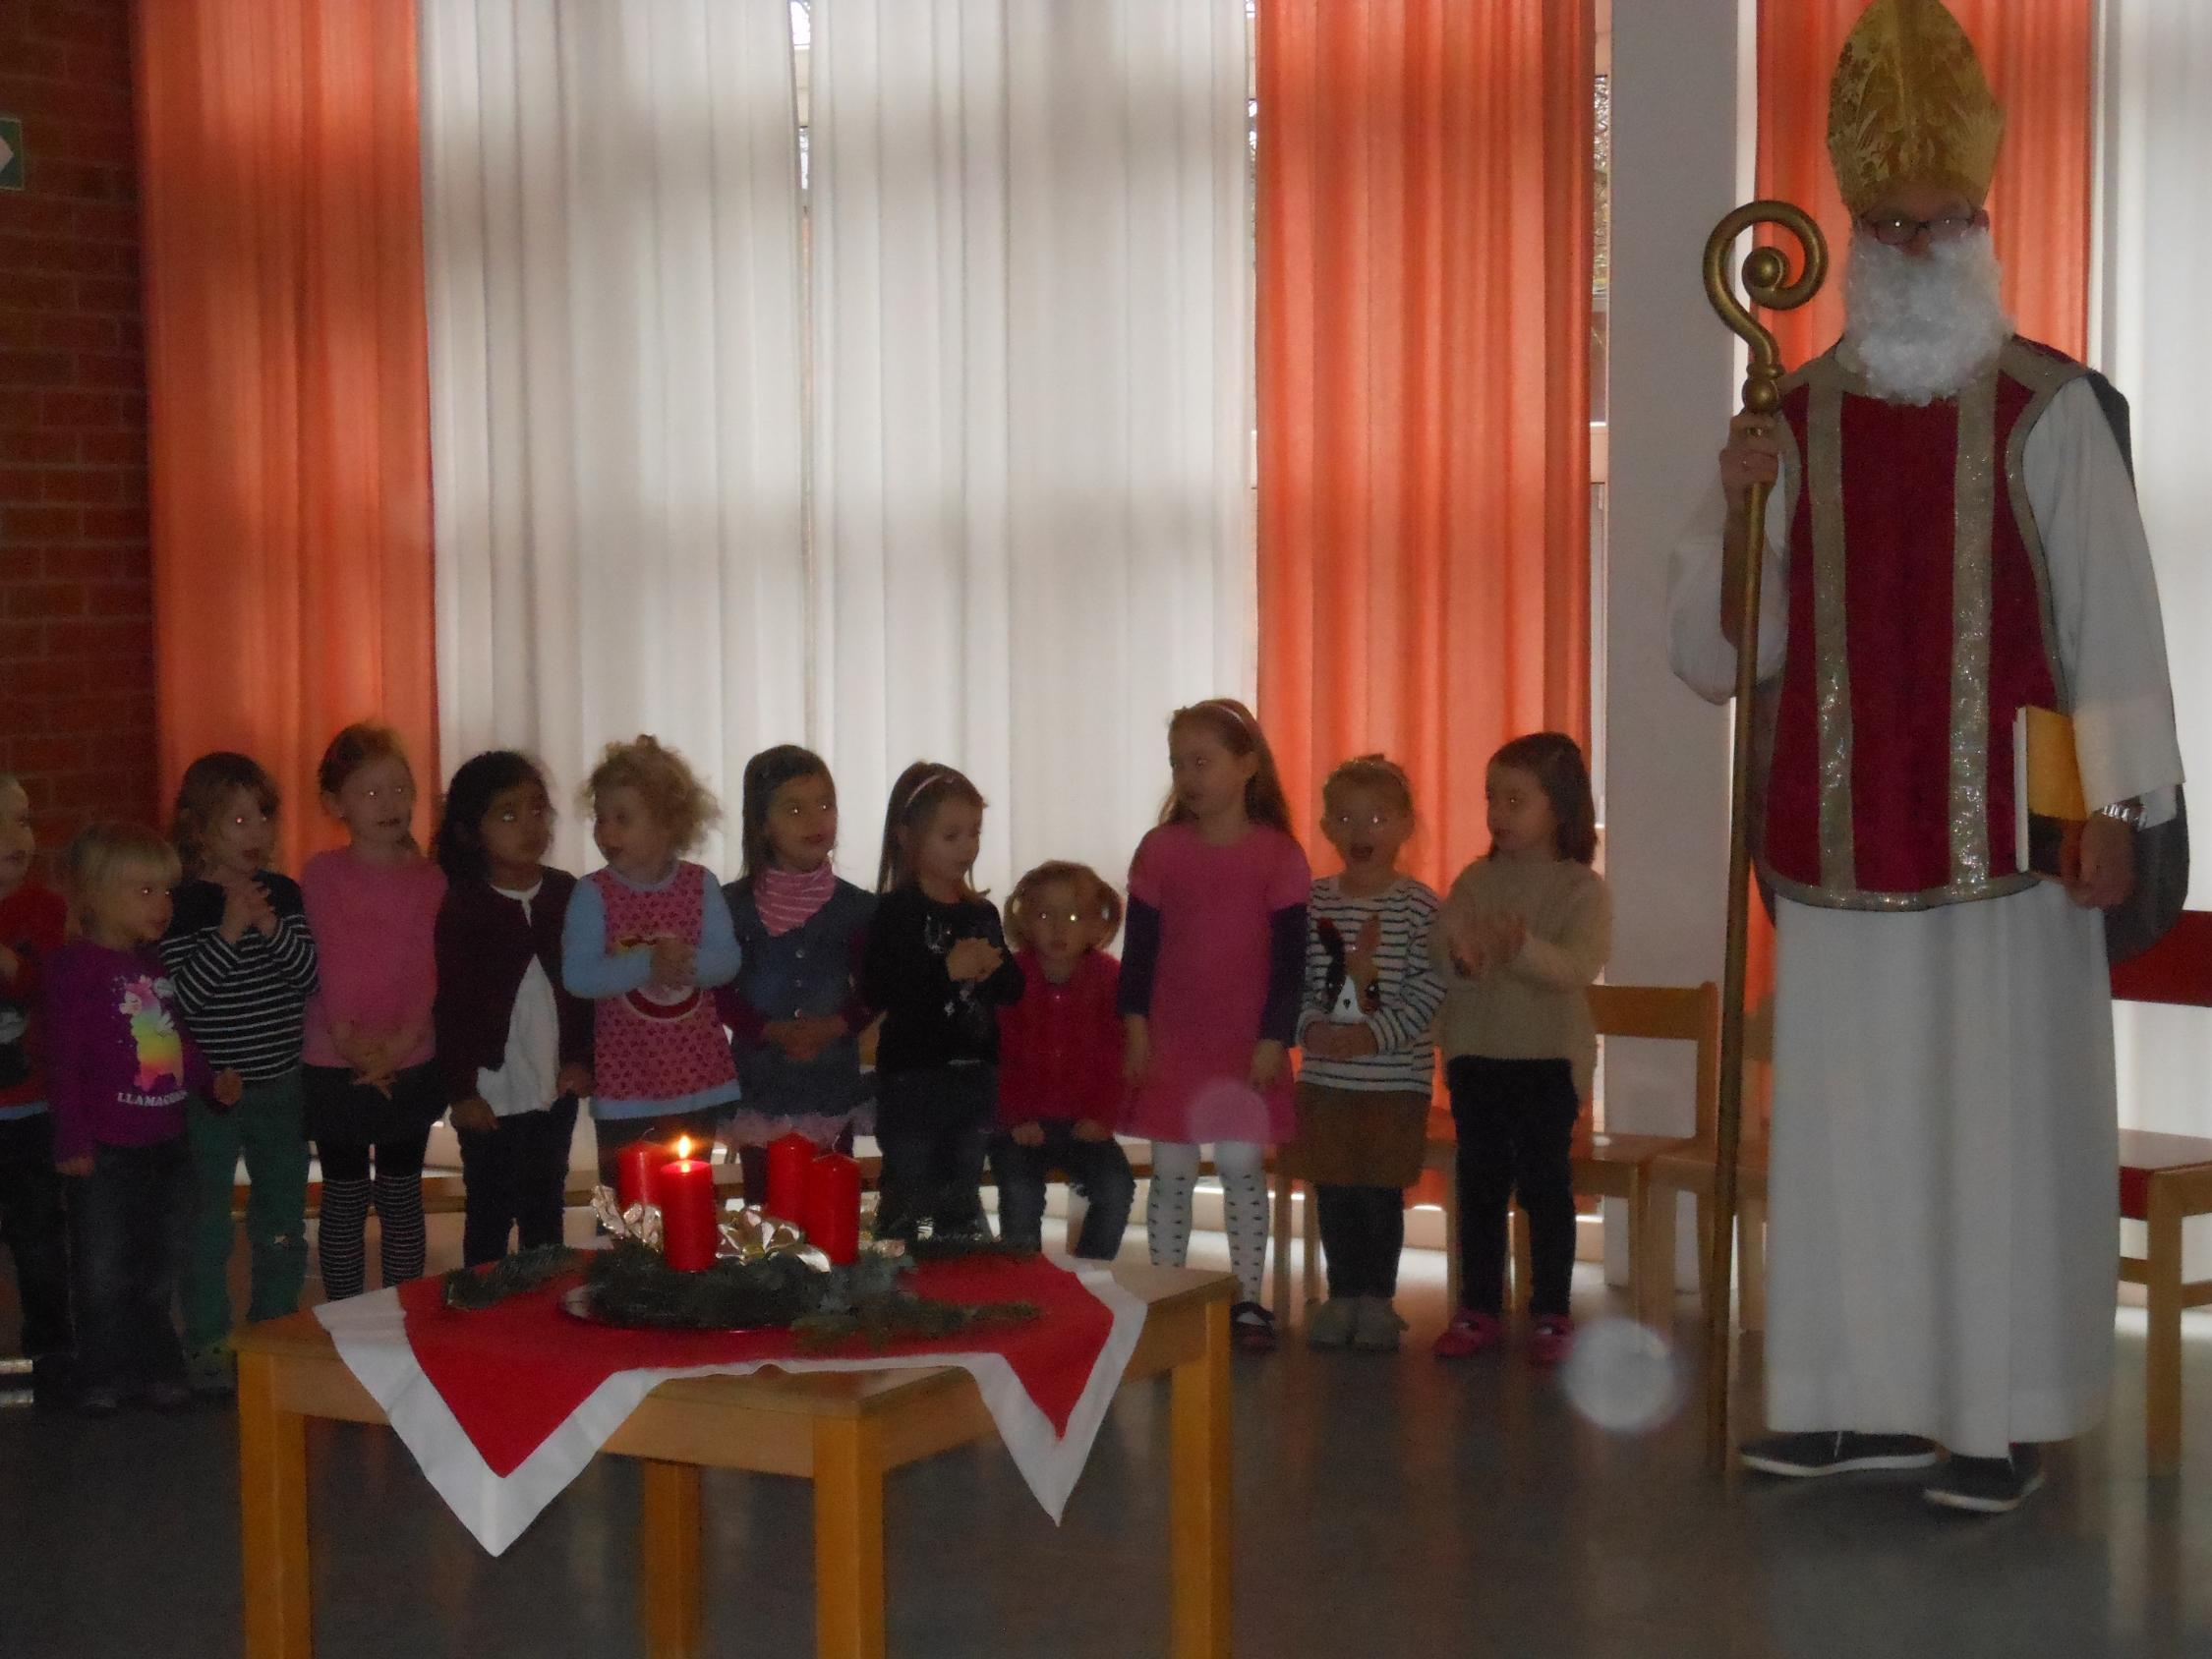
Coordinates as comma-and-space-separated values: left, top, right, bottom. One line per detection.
717, 746, 874, 1205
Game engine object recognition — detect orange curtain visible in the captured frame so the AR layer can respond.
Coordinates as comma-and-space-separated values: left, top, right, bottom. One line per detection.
136, 0, 437, 870
1758, 0, 2096, 372
1255, 0, 1593, 895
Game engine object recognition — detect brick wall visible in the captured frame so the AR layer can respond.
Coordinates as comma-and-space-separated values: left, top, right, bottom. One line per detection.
0, 0, 157, 876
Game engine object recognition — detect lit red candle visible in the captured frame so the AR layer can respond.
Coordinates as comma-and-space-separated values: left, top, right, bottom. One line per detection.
615, 1139, 676, 1211
765, 1131, 816, 1224
658, 1138, 720, 1272
804, 1152, 862, 1266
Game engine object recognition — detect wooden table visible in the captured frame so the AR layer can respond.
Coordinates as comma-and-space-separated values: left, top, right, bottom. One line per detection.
234, 1263, 1236, 1659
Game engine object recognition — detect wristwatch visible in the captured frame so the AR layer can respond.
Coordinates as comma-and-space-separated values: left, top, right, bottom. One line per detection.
2095, 797, 2148, 830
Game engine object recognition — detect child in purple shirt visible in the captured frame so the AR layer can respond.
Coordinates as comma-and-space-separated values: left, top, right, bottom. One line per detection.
47, 824, 241, 1414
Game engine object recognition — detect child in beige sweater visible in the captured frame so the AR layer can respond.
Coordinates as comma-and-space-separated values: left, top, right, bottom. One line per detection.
1429, 733, 1610, 1367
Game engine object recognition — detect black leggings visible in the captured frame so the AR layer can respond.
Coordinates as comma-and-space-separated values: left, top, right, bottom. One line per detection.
1315, 1184, 1406, 1299
317, 1135, 429, 1184
456, 1098, 580, 1267
1447, 1056, 1580, 1319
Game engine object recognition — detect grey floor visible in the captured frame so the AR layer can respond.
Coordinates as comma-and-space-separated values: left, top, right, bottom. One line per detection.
3, 1208, 2209, 1659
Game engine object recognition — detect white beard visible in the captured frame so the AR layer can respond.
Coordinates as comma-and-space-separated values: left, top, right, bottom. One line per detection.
1840, 229, 2012, 406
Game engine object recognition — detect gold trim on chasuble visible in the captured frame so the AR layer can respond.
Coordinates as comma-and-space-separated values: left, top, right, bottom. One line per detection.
1761, 344, 2079, 914
1806, 372, 1856, 892
1948, 369, 1999, 884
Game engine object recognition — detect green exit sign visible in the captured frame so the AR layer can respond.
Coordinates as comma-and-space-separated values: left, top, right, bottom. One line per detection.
0, 118, 23, 192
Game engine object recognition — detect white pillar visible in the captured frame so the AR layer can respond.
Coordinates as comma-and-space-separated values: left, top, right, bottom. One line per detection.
1601, 0, 1755, 1284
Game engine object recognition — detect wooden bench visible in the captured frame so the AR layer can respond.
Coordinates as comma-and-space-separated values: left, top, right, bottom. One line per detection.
2111, 911, 2212, 1473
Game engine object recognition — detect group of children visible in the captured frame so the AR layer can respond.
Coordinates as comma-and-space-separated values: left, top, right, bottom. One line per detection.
0, 695, 1611, 1408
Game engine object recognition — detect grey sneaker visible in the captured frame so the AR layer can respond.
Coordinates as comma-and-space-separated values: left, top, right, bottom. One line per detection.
1305, 1297, 1360, 1350
1351, 1297, 1406, 1352
1924, 1447, 2044, 1515
1739, 1431, 1942, 1478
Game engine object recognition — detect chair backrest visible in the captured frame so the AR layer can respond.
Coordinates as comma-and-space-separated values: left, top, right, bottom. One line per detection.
2111, 910, 2212, 1008
1587, 982, 1722, 1143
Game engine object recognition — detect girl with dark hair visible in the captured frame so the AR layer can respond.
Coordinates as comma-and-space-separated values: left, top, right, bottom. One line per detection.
715, 746, 874, 1204
860, 762, 1022, 1240
432, 752, 593, 1266
1430, 732, 1611, 1367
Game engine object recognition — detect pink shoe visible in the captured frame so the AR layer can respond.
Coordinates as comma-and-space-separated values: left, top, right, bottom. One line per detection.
1528, 1315, 1574, 1367
1431, 1309, 1504, 1359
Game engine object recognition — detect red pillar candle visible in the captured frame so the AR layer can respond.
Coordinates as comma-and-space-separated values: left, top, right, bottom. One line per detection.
615, 1139, 675, 1211
764, 1132, 816, 1225
658, 1141, 720, 1272
804, 1153, 862, 1266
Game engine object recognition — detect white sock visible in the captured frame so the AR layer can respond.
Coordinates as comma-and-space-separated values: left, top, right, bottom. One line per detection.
1146, 1142, 1200, 1270
1214, 1141, 1269, 1307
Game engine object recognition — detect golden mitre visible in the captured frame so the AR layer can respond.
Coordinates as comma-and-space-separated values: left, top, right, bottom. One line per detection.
1827, 0, 2006, 215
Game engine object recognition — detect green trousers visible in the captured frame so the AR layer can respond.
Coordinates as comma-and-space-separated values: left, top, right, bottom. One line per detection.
182, 1070, 311, 1349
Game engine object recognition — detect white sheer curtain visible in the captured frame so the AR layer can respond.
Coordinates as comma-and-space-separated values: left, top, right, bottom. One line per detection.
420, 0, 805, 872
808, 0, 1255, 897
2097, 0, 2212, 1265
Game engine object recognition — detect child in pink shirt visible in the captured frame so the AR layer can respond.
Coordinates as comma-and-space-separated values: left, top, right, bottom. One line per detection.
300, 725, 446, 1300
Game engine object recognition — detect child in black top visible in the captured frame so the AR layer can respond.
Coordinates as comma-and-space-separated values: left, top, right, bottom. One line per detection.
860, 763, 1022, 1240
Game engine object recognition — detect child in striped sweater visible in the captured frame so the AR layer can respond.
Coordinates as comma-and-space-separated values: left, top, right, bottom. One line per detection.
1291, 756, 1446, 1352
162, 754, 320, 1393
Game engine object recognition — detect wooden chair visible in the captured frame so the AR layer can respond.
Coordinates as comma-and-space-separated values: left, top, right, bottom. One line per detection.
1409, 981, 1720, 1323
2111, 910, 2212, 1473
1638, 1123, 1769, 1336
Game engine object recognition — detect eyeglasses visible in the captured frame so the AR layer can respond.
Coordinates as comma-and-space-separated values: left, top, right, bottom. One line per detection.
1860, 210, 1978, 248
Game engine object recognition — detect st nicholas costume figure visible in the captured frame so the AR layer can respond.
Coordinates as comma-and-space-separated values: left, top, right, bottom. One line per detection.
1670, 0, 2184, 1514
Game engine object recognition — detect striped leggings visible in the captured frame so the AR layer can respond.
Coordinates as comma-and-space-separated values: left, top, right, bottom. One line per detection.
315, 1131, 432, 1301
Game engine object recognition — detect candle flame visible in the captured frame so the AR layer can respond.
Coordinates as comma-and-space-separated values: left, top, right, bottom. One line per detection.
674, 1136, 692, 1161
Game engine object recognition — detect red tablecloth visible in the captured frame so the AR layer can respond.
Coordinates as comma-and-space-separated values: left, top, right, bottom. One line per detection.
316, 1252, 1148, 1555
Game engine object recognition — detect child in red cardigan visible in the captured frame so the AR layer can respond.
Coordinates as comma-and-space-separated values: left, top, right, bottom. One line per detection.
988, 862, 1133, 1259
433, 753, 594, 1267
0, 775, 72, 1404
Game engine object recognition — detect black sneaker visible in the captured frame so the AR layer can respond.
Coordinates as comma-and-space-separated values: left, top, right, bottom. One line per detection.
30, 1355, 77, 1411
1230, 1301, 1277, 1354
1924, 1446, 2044, 1515
77, 1385, 123, 1419
141, 1378, 193, 1412
1739, 1430, 1942, 1478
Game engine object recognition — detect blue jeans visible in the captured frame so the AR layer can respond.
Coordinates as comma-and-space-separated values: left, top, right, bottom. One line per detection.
989, 1125, 1135, 1259
874, 1066, 995, 1240
71, 1138, 190, 1393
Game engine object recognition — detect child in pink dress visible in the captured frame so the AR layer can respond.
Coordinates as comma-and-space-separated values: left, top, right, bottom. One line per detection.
1120, 699, 1310, 1351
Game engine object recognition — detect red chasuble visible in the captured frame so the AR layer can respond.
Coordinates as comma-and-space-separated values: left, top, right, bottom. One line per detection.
1762, 337, 2089, 911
